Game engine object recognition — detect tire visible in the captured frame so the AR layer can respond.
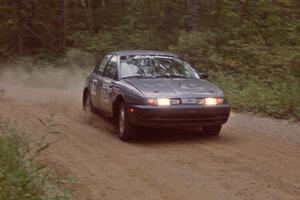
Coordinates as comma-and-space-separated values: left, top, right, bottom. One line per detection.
83, 92, 94, 120
202, 125, 222, 135
118, 102, 136, 141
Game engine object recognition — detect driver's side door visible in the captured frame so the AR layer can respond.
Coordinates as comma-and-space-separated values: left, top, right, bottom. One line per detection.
100, 55, 118, 114
90, 54, 111, 109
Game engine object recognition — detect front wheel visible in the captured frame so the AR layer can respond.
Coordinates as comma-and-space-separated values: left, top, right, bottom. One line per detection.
202, 125, 222, 135
83, 92, 94, 120
118, 102, 136, 141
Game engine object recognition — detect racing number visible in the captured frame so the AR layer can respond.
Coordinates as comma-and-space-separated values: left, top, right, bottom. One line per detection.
101, 81, 111, 106
91, 79, 97, 96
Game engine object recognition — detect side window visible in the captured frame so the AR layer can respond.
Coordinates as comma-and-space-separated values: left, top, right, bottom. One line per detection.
103, 55, 118, 79
95, 55, 111, 75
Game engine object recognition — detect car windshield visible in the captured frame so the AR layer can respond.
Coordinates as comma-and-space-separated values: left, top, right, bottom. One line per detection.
120, 55, 200, 79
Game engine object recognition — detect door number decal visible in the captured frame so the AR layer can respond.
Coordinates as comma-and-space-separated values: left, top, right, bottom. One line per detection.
91, 79, 97, 95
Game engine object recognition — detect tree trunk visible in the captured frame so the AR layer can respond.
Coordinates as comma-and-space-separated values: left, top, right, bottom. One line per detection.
188, 0, 201, 31
15, 0, 24, 55
80, 0, 94, 35
61, 0, 67, 49
215, 0, 221, 51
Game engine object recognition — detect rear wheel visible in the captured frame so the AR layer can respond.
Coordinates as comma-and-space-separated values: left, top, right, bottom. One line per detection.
202, 125, 222, 135
118, 102, 136, 141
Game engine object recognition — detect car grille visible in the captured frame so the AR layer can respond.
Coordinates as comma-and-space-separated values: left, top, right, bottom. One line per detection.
143, 113, 229, 121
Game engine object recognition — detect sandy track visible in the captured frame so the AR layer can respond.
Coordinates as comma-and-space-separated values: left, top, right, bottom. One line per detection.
0, 87, 299, 200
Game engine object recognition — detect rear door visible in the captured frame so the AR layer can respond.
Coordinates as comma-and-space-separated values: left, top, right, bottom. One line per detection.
100, 54, 118, 114
90, 54, 111, 109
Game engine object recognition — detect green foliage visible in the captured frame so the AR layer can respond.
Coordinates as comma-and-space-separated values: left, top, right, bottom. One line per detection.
213, 72, 300, 119
71, 31, 115, 56
0, 125, 71, 200
171, 31, 219, 70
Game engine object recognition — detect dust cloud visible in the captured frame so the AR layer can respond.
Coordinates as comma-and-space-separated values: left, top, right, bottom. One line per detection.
0, 57, 92, 108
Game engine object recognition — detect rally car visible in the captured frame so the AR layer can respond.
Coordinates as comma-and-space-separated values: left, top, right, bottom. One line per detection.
83, 50, 230, 141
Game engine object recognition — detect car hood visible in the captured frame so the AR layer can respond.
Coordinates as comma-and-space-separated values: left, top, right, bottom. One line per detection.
124, 78, 224, 98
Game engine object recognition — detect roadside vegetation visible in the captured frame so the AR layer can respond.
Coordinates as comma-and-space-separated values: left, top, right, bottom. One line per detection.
0, 121, 72, 200
0, 0, 299, 119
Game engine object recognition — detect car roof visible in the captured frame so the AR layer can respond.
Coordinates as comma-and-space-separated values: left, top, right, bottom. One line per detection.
109, 50, 178, 57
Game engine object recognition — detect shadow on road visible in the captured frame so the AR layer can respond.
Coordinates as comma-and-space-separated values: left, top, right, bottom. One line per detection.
134, 128, 232, 145
86, 111, 237, 145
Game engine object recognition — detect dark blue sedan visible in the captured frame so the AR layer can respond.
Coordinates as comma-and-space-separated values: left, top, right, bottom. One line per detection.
83, 50, 230, 141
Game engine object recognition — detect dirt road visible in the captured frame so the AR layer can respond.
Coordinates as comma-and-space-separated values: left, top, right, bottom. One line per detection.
0, 83, 299, 200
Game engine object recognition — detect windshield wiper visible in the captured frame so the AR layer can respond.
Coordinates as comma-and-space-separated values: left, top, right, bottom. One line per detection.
122, 75, 191, 79
121, 75, 152, 79
154, 75, 189, 78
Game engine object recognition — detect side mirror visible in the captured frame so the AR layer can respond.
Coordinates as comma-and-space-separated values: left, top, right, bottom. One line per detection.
199, 72, 209, 79
194, 67, 208, 79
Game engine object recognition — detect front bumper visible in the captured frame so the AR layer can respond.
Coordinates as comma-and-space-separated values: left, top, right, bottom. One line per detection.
127, 104, 231, 127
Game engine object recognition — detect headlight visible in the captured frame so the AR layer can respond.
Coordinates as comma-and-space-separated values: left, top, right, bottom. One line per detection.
157, 98, 170, 106
148, 98, 224, 106
148, 98, 181, 106
203, 97, 224, 105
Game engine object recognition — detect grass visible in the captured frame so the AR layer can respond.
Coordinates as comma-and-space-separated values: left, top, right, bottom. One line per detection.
212, 72, 300, 120
0, 123, 72, 200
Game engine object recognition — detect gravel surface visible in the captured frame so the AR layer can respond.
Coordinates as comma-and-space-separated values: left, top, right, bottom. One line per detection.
0, 84, 299, 200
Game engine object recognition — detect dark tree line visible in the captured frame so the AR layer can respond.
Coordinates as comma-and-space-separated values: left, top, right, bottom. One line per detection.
0, 0, 299, 75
